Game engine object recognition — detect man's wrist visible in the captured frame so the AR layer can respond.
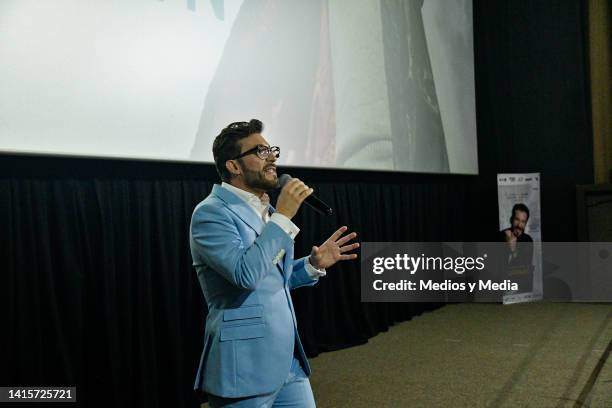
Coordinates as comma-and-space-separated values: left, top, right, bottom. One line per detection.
308, 256, 323, 271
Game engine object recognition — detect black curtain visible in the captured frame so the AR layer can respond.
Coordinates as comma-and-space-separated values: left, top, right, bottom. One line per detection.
1, 156, 479, 407
1, 165, 212, 408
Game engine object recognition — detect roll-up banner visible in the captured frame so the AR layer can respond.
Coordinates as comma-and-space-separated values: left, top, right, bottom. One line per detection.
497, 173, 543, 304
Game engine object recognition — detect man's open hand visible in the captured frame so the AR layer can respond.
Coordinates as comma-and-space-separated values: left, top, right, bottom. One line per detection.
309, 226, 359, 270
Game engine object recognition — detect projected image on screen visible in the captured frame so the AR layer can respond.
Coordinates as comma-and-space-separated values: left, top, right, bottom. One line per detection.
0, 0, 477, 174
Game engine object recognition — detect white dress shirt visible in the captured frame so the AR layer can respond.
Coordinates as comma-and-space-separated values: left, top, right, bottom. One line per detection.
221, 182, 326, 278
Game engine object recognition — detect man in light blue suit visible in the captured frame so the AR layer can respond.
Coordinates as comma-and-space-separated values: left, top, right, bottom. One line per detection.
190, 119, 359, 407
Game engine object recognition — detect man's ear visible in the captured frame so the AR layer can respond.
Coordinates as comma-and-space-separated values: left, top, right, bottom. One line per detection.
226, 159, 241, 177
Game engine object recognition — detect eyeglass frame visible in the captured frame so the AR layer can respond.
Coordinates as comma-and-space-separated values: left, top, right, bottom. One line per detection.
231, 144, 280, 161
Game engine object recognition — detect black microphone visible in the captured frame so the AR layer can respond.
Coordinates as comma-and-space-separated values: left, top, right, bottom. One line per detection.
278, 174, 333, 216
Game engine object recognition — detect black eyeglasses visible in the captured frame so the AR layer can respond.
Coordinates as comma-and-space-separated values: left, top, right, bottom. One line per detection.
232, 144, 280, 160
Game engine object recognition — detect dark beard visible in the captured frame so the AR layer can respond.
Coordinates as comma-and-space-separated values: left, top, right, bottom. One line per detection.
242, 167, 277, 191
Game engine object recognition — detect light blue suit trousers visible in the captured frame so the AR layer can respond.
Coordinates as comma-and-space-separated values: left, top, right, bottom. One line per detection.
207, 356, 315, 407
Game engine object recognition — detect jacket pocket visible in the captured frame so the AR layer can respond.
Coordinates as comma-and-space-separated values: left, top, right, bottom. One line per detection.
220, 323, 265, 341
223, 304, 264, 321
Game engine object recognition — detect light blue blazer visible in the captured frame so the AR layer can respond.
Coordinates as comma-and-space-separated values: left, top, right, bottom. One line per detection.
190, 184, 318, 398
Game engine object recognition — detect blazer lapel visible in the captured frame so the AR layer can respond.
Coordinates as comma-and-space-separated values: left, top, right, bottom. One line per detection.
213, 186, 288, 281
211, 185, 264, 235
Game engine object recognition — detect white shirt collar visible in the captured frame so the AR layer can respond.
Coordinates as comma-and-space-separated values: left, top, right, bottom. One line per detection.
221, 182, 269, 220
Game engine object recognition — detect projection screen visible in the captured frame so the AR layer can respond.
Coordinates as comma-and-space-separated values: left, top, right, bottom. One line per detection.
0, 0, 477, 174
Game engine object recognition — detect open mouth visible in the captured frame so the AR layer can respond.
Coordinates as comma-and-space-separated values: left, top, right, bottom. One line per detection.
264, 166, 277, 177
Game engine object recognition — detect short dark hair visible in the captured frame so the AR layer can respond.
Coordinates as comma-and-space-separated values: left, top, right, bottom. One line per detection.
511, 203, 530, 220
212, 119, 263, 182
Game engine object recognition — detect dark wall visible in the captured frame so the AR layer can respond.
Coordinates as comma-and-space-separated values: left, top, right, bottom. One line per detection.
474, 0, 593, 241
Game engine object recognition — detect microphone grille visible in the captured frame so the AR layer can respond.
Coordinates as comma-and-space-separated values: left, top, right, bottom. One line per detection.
278, 174, 292, 189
